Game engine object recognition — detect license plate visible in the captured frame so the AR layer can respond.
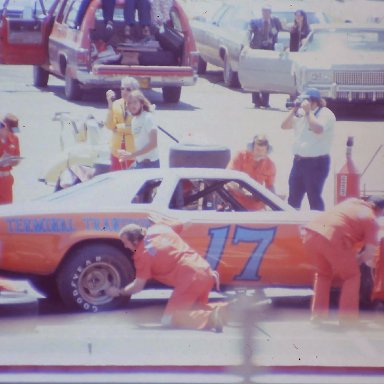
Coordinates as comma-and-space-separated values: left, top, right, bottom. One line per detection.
138, 77, 150, 89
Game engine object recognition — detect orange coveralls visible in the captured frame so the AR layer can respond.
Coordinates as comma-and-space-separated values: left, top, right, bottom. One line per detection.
0, 132, 20, 204
105, 98, 135, 170
304, 198, 379, 318
133, 223, 220, 329
227, 150, 276, 210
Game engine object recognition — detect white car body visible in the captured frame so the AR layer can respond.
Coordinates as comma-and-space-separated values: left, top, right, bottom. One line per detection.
190, 0, 329, 86
238, 24, 384, 103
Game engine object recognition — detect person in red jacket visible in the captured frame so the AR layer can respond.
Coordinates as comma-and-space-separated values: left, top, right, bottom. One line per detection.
107, 216, 227, 332
303, 196, 384, 324
0, 113, 21, 205
227, 134, 276, 210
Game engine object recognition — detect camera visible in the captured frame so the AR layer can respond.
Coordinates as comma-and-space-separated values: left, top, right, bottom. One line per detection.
285, 95, 308, 109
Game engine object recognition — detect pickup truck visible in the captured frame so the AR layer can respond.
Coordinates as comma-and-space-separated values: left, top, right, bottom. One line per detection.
0, 0, 198, 102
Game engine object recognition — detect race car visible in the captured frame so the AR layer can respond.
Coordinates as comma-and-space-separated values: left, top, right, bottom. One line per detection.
0, 167, 383, 312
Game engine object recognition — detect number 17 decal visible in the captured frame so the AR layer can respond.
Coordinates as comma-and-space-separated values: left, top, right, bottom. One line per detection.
205, 225, 276, 281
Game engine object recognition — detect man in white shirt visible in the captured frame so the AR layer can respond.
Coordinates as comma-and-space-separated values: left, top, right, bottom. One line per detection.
281, 88, 336, 210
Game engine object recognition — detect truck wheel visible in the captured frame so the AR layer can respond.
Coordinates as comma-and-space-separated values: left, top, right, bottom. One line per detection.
197, 56, 207, 75
162, 86, 181, 103
169, 144, 231, 169
33, 65, 49, 88
57, 243, 135, 312
64, 71, 83, 101
223, 55, 239, 88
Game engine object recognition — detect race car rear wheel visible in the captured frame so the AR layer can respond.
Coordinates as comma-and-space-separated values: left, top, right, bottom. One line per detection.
169, 144, 231, 169
57, 243, 135, 312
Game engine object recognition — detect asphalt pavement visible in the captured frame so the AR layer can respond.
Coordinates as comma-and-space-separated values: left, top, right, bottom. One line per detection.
1, 289, 384, 384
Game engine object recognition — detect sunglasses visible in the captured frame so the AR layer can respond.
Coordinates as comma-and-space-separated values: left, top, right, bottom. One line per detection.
120, 87, 133, 91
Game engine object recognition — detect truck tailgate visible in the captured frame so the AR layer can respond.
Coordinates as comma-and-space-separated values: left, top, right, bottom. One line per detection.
92, 64, 196, 87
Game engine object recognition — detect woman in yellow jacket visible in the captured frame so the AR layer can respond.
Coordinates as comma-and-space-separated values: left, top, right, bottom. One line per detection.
105, 76, 140, 171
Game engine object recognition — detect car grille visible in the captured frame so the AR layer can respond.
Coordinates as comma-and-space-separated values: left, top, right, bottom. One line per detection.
334, 71, 384, 86
337, 91, 384, 101
334, 71, 384, 101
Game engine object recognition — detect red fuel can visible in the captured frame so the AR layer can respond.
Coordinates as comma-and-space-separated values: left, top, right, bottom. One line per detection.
335, 136, 360, 204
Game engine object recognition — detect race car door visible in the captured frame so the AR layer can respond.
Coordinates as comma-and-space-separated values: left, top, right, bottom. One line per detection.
0, 0, 59, 64
238, 44, 296, 96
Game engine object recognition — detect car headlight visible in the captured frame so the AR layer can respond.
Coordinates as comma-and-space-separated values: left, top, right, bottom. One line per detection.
306, 71, 332, 83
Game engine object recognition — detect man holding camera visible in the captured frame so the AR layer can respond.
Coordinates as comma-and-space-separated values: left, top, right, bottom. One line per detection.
281, 88, 336, 211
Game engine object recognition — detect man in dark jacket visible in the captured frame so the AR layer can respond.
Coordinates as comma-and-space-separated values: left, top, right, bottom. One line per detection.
249, 5, 283, 108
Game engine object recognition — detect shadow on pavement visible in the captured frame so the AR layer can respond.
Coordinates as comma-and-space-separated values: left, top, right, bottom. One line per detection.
45, 84, 199, 111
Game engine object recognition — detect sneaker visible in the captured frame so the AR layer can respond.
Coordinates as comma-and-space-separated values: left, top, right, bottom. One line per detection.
106, 21, 113, 33
211, 307, 224, 333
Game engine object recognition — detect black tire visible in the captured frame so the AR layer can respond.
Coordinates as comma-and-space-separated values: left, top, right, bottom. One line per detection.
33, 65, 49, 88
169, 144, 231, 169
197, 55, 207, 75
57, 243, 135, 312
223, 55, 240, 88
0, 291, 39, 317
162, 86, 181, 103
64, 70, 83, 101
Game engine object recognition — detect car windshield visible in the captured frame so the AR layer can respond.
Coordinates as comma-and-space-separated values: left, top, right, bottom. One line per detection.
303, 29, 384, 52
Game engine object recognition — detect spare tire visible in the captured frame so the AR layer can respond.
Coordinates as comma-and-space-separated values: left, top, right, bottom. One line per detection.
169, 144, 231, 169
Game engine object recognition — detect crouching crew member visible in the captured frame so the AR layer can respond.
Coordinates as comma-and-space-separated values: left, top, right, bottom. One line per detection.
107, 217, 227, 332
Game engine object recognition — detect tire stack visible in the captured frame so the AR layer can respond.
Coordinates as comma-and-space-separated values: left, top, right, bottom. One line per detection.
168, 144, 231, 169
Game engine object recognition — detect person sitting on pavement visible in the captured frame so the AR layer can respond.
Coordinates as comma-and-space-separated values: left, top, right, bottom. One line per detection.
107, 215, 227, 332
117, 90, 160, 169
303, 196, 384, 325
227, 134, 276, 210
105, 76, 140, 171
0, 113, 21, 205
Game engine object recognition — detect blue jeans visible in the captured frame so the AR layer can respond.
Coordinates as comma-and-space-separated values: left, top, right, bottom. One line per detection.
102, 0, 116, 24
134, 159, 160, 169
124, 0, 151, 26
288, 155, 330, 211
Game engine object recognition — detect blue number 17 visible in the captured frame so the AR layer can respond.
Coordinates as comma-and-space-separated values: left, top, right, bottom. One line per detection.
205, 225, 276, 281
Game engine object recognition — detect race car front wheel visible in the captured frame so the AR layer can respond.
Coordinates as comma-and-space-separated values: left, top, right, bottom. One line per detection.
57, 243, 135, 312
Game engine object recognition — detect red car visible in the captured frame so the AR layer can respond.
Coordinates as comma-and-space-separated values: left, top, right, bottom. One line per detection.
0, 0, 198, 102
